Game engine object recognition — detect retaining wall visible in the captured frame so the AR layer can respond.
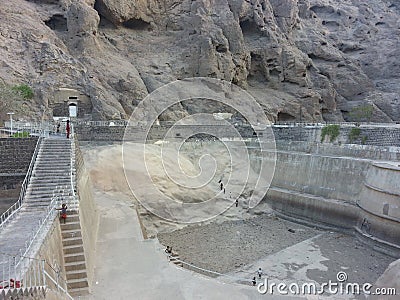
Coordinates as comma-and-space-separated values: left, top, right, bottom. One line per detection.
0, 137, 38, 214
75, 140, 98, 291
74, 124, 400, 147
265, 143, 400, 256
0, 138, 38, 174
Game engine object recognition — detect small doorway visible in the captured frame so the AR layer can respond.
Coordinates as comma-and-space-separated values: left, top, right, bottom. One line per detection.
69, 102, 77, 118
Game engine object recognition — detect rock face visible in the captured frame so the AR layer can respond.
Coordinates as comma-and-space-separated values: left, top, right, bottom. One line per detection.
0, 0, 399, 122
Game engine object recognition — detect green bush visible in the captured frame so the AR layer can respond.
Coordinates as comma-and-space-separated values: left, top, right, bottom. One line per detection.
361, 136, 368, 145
321, 125, 340, 143
12, 131, 30, 138
348, 127, 361, 143
12, 84, 34, 99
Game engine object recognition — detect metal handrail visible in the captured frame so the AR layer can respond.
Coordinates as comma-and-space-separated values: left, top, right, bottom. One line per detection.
17, 197, 59, 267
44, 270, 74, 300
70, 124, 76, 198
0, 137, 42, 228
1, 252, 73, 300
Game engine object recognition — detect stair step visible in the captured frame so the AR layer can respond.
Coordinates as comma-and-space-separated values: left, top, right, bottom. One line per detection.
29, 185, 74, 190
62, 230, 82, 239
65, 253, 86, 264
60, 222, 81, 231
63, 245, 84, 255
61, 214, 79, 222
68, 287, 90, 297
66, 270, 88, 280
25, 191, 72, 198
65, 262, 87, 272
63, 237, 83, 247
67, 278, 89, 289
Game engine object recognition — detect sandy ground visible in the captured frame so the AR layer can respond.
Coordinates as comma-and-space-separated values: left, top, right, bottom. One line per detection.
81, 143, 397, 299
81, 190, 299, 300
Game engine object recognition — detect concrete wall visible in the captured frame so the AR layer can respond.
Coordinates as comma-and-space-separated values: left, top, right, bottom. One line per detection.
75, 140, 98, 290
22, 217, 71, 300
265, 143, 400, 256
271, 151, 370, 202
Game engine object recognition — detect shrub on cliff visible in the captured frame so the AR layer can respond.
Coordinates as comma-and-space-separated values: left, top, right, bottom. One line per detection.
348, 127, 361, 143
12, 84, 34, 99
321, 125, 340, 143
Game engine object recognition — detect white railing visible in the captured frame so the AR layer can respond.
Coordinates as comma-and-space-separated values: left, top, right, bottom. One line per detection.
17, 197, 58, 266
1, 252, 73, 300
271, 121, 400, 128
4, 121, 54, 137
0, 137, 43, 228
74, 120, 128, 126
70, 124, 76, 199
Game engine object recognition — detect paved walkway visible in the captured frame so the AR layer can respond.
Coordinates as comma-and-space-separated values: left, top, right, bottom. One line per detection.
82, 191, 301, 300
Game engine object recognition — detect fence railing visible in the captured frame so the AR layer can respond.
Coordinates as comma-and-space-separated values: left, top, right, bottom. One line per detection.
1, 251, 73, 300
0, 137, 42, 229
271, 121, 400, 128
74, 120, 129, 127
71, 119, 399, 128
17, 197, 58, 267
4, 121, 55, 137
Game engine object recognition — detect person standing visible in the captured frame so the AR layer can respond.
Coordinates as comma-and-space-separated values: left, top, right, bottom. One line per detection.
57, 203, 68, 224
66, 120, 70, 139
257, 267, 263, 279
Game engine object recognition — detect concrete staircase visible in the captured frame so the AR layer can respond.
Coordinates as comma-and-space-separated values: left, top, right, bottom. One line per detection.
27, 138, 89, 296
168, 251, 183, 267
61, 210, 89, 296
26, 139, 75, 209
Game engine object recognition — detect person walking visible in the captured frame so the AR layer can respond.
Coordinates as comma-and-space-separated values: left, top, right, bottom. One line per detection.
252, 277, 257, 286
57, 203, 68, 224
66, 120, 70, 139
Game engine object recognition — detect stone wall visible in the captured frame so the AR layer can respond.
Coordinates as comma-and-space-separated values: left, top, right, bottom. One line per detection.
0, 137, 38, 214
0, 137, 38, 174
275, 141, 400, 161
74, 124, 400, 147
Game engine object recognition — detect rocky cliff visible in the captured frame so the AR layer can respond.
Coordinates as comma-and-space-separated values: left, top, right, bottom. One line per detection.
0, 0, 399, 122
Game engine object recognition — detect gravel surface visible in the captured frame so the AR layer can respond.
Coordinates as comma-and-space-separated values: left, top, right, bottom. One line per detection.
158, 215, 321, 274
158, 214, 395, 285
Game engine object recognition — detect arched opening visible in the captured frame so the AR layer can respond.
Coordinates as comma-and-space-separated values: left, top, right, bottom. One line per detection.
68, 102, 77, 118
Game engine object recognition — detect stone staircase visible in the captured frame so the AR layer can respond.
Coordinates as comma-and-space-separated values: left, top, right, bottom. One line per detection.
26, 139, 75, 209
60, 209, 89, 296
168, 251, 183, 267
24, 138, 89, 296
